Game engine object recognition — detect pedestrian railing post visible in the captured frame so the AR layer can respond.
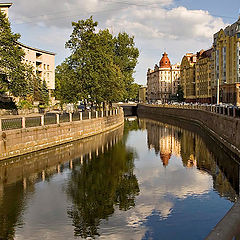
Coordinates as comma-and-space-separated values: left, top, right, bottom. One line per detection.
96, 111, 98, 118
106, 110, 108, 117
227, 107, 230, 116
22, 116, 26, 129
41, 115, 44, 126
101, 111, 104, 118
56, 114, 60, 124
80, 112, 83, 120
69, 113, 72, 122
233, 107, 236, 118
0, 119, 2, 132
88, 111, 91, 119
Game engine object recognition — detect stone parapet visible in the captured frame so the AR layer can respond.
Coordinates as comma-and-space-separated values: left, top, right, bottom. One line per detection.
0, 109, 124, 161
137, 104, 240, 158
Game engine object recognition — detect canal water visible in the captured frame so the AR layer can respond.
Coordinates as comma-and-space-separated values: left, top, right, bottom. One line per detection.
0, 117, 239, 240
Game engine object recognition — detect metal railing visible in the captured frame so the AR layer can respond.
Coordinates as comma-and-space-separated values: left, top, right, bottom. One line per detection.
0, 108, 120, 132
151, 103, 240, 119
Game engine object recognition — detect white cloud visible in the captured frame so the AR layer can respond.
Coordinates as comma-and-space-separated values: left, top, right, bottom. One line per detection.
5, 0, 228, 84
106, 6, 225, 41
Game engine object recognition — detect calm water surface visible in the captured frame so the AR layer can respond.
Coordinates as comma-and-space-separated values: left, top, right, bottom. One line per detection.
0, 117, 239, 240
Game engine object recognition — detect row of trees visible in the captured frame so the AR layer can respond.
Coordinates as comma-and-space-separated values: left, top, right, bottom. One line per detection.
55, 17, 139, 107
0, 11, 49, 109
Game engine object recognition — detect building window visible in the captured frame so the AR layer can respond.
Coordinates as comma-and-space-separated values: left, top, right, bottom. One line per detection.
47, 65, 49, 70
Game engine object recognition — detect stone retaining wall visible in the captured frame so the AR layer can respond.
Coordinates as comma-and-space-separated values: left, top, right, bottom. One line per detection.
137, 104, 240, 158
0, 109, 124, 161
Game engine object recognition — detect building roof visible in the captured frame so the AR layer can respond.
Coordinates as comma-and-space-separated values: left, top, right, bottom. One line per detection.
197, 48, 213, 59
17, 42, 56, 56
0, 3, 12, 8
159, 52, 171, 69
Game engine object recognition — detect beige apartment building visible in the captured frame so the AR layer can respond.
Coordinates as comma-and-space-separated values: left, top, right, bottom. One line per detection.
0, 3, 55, 100
147, 52, 180, 103
0, 3, 12, 18
171, 63, 181, 95
19, 42, 55, 95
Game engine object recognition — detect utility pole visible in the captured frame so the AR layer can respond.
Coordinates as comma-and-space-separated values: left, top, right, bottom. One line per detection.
217, 78, 220, 104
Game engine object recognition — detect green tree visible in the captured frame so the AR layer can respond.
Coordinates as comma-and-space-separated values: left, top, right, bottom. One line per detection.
176, 84, 184, 102
0, 11, 34, 98
55, 61, 81, 105
41, 80, 49, 106
113, 32, 139, 101
128, 83, 139, 101
55, 17, 139, 106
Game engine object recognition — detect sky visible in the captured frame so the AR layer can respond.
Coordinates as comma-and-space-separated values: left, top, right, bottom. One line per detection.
3, 0, 240, 85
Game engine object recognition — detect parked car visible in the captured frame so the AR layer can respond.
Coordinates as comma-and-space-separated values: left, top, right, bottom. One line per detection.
77, 105, 85, 111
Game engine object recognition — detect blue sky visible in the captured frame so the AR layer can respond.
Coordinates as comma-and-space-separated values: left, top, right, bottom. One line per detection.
3, 0, 240, 85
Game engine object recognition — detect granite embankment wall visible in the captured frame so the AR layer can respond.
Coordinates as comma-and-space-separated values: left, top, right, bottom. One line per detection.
0, 125, 123, 187
137, 104, 240, 158
0, 109, 124, 161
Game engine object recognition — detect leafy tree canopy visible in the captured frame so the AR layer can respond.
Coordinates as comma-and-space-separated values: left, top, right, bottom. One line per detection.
55, 17, 139, 105
0, 11, 34, 98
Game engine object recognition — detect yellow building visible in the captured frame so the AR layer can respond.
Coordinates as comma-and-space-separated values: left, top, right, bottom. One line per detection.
213, 16, 240, 105
138, 85, 147, 103
180, 53, 197, 102
195, 48, 213, 103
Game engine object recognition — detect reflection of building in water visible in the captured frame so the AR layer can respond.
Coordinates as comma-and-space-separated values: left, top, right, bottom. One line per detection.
138, 118, 146, 130
180, 130, 197, 168
179, 124, 238, 200
146, 120, 180, 167
141, 118, 238, 201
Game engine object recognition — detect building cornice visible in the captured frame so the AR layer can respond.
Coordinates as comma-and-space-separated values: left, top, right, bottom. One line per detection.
0, 3, 12, 8
17, 42, 56, 56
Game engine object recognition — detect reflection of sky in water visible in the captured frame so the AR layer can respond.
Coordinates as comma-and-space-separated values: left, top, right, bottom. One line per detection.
13, 121, 235, 240
97, 128, 233, 239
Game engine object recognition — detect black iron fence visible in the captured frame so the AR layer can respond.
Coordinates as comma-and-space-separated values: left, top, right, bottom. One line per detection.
2, 118, 22, 131
0, 109, 120, 131
155, 103, 240, 119
25, 116, 41, 128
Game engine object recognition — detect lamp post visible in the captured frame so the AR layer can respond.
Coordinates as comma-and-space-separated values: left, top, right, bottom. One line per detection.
217, 78, 220, 104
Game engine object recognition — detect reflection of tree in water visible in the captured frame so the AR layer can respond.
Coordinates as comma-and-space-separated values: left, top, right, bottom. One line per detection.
66, 139, 139, 238
0, 181, 31, 240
